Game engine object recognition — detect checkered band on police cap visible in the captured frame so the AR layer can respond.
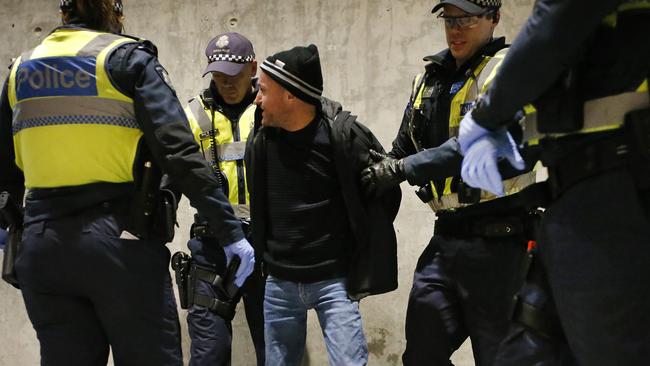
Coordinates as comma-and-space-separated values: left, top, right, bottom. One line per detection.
470, 0, 501, 7
207, 54, 255, 64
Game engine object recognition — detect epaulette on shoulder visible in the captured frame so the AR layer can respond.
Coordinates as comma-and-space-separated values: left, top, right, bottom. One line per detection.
119, 32, 158, 56
133, 40, 157, 57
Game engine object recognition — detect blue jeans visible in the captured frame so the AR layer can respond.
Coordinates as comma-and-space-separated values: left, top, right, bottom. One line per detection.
264, 276, 368, 366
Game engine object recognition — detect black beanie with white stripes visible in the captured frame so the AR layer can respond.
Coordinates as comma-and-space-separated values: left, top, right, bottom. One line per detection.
260, 44, 323, 106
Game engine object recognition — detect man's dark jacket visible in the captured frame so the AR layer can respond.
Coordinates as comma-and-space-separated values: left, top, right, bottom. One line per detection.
245, 98, 401, 300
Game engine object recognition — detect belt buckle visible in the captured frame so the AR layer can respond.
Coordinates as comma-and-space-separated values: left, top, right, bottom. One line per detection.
479, 218, 518, 238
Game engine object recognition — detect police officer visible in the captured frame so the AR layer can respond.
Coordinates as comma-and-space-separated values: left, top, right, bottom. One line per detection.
361, 0, 543, 364
182, 32, 264, 366
0, 1, 255, 365
458, 0, 650, 364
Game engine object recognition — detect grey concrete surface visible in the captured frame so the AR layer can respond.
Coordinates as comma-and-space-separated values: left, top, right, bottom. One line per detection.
0, 1, 535, 364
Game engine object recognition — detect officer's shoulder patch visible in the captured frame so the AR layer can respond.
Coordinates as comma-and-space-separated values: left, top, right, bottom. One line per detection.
450, 81, 465, 95
155, 64, 176, 94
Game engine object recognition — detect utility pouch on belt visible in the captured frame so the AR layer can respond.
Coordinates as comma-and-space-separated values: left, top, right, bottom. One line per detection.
535, 70, 584, 134
624, 107, 650, 190
511, 242, 564, 339
624, 107, 650, 160
415, 184, 435, 204
152, 189, 177, 243
457, 181, 481, 205
171, 251, 193, 309
130, 159, 177, 242
0, 192, 23, 288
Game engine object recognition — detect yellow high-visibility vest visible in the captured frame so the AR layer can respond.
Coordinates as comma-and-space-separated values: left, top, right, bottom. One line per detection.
184, 94, 254, 217
410, 48, 538, 212
8, 28, 141, 189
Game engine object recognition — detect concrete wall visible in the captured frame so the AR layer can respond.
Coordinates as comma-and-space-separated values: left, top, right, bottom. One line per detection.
0, 1, 534, 364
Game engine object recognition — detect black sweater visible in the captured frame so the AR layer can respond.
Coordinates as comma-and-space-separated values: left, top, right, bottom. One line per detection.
263, 116, 352, 282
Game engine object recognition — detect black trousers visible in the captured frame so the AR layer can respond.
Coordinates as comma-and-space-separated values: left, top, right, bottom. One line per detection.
15, 205, 182, 366
187, 237, 265, 366
402, 223, 527, 366
499, 168, 650, 365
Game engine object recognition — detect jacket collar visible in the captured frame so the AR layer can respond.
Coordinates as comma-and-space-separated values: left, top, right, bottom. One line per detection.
423, 36, 507, 74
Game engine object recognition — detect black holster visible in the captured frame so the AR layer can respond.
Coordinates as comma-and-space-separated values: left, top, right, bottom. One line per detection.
0, 192, 24, 288
171, 251, 241, 321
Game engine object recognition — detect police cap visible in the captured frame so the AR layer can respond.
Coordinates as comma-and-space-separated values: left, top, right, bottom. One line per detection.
432, 0, 501, 15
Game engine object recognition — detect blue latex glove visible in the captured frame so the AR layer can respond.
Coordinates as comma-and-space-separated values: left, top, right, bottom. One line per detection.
461, 130, 525, 196
458, 111, 491, 155
223, 237, 255, 288
0, 228, 6, 250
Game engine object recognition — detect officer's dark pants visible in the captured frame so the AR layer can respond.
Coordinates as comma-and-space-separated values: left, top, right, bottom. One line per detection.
15, 204, 182, 366
187, 237, 265, 366
494, 257, 576, 366
402, 224, 526, 366
517, 168, 650, 365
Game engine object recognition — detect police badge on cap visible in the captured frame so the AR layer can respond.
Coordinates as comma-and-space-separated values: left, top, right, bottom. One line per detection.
203, 32, 255, 77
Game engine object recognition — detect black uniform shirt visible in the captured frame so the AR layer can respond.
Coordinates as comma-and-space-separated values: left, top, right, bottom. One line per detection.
0, 25, 244, 243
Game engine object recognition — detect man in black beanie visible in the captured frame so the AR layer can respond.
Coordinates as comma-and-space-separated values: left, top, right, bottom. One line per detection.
246, 44, 373, 365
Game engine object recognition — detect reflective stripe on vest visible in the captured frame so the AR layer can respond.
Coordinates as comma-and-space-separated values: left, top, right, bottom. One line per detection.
602, 0, 650, 27
412, 48, 539, 212
523, 80, 649, 145
8, 28, 140, 189
184, 97, 254, 207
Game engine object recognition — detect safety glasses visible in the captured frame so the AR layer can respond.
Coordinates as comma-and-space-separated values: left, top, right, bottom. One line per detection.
437, 10, 492, 29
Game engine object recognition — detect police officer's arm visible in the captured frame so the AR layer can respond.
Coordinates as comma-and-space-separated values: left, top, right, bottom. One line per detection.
402, 137, 462, 186
472, 0, 623, 129
403, 111, 537, 186
110, 44, 244, 244
0, 77, 25, 201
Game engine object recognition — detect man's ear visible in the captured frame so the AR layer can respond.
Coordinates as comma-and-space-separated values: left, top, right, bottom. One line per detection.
493, 10, 501, 24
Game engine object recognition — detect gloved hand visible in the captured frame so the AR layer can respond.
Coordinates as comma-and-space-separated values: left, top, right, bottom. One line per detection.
461, 130, 525, 196
360, 149, 405, 197
458, 111, 491, 155
223, 237, 255, 288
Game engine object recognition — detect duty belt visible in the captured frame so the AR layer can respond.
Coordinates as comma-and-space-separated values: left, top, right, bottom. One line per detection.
544, 126, 650, 197
427, 171, 539, 213
435, 214, 528, 239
